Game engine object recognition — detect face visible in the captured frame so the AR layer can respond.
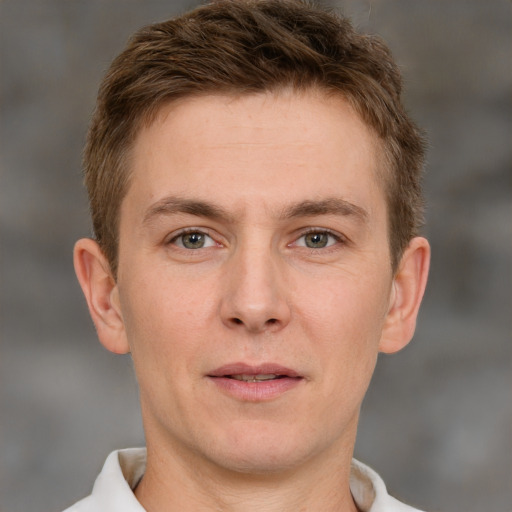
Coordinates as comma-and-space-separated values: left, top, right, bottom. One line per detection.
113, 91, 397, 474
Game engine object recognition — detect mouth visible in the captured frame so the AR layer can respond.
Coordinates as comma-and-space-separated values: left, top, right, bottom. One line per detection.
227, 374, 289, 382
208, 362, 301, 380
207, 363, 303, 401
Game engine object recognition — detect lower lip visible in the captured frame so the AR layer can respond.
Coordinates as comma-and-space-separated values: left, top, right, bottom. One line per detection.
208, 376, 303, 402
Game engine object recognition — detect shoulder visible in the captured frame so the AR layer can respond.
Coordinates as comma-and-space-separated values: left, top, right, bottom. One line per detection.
62, 494, 96, 512
384, 495, 426, 512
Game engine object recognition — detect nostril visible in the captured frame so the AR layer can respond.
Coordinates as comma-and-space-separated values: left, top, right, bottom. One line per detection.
230, 317, 278, 326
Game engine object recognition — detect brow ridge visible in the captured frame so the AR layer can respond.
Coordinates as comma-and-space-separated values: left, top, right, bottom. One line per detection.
143, 197, 234, 224
280, 198, 368, 222
143, 196, 368, 225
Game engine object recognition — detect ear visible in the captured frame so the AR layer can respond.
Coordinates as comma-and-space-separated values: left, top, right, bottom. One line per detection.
73, 238, 130, 354
379, 236, 430, 354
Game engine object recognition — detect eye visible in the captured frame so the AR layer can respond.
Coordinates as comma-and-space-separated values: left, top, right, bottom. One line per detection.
171, 230, 217, 249
295, 230, 340, 249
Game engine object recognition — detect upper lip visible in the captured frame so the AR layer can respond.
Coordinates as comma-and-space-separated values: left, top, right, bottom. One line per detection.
208, 362, 301, 378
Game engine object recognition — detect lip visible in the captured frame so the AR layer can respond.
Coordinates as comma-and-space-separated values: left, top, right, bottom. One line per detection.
207, 362, 304, 402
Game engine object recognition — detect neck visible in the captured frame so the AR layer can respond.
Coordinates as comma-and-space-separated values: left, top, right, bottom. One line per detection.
135, 430, 360, 512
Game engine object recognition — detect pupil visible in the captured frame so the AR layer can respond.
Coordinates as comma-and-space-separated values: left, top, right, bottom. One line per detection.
183, 233, 204, 248
306, 232, 328, 248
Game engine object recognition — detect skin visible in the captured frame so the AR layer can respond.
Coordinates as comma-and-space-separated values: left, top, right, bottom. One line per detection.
74, 90, 430, 512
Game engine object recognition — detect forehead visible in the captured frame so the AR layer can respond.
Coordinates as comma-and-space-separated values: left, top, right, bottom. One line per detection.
125, 90, 386, 221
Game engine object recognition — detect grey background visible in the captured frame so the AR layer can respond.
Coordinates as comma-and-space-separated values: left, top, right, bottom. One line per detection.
1, 1, 510, 511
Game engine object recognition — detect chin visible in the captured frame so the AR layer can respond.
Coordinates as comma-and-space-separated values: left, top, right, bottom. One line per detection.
200, 424, 327, 476
212, 447, 307, 476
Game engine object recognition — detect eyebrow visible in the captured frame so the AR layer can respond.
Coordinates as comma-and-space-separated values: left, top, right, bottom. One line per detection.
143, 197, 235, 225
279, 198, 368, 223
143, 196, 368, 225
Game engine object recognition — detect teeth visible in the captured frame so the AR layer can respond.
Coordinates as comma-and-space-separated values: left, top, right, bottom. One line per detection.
231, 374, 278, 382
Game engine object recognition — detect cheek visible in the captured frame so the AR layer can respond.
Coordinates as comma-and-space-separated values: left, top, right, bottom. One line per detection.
299, 268, 389, 332
119, 264, 227, 388
119, 272, 195, 364
296, 271, 390, 372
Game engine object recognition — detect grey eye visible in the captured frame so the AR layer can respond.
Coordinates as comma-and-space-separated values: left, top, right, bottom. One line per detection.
182, 232, 205, 249
304, 232, 330, 248
174, 231, 216, 249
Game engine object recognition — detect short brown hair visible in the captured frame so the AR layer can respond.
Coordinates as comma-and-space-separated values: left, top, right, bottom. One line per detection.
84, 0, 426, 276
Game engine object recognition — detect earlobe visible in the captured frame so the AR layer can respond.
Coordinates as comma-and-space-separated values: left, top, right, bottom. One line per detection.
379, 237, 430, 354
73, 238, 130, 355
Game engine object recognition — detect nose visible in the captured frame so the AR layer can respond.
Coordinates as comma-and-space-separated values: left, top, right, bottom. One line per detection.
220, 243, 291, 334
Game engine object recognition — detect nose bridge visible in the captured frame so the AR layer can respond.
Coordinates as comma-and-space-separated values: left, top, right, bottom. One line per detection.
220, 234, 290, 332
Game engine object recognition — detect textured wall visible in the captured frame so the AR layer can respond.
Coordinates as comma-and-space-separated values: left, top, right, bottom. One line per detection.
1, 1, 510, 511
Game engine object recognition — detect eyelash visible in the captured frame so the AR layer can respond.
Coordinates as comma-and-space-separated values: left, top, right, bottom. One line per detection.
294, 228, 346, 249
167, 227, 346, 251
167, 228, 218, 249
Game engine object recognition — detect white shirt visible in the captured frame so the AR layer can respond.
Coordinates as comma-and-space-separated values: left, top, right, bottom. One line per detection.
63, 448, 424, 512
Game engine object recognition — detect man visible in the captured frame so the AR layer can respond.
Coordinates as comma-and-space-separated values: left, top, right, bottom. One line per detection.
67, 0, 430, 510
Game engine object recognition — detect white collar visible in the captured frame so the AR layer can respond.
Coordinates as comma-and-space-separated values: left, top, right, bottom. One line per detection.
65, 448, 423, 512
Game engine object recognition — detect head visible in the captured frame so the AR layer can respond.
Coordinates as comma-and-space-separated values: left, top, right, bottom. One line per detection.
84, 0, 426, 277
74, 0, 430, 485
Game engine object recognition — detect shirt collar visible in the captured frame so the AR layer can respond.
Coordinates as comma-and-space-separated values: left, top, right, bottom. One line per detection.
88, 448, 420, 512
